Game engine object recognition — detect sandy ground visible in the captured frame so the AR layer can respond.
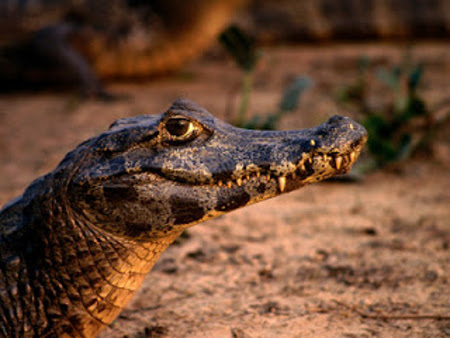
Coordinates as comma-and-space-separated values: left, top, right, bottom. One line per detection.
0, 43, 449, 337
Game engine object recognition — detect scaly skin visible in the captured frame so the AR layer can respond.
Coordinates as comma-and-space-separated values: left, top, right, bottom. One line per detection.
0, 99, 367, 336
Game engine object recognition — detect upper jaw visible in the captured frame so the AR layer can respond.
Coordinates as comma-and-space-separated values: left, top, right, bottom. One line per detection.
152, 117, 367, 191
206, 115, 367, 190
208, 142, 365, 193
152, 137, 365, 194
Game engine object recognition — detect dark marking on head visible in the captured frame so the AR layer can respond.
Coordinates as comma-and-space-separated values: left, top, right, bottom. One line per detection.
169, 195, 205, 225
103, 185, 138, 204
123, 222, 153, 238
217, 189, 251, 212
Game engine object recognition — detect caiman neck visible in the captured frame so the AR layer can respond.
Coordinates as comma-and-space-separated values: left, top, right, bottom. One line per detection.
25, 193, 181, 337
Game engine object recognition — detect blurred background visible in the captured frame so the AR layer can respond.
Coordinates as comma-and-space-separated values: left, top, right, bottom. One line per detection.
0, 1, 449, 336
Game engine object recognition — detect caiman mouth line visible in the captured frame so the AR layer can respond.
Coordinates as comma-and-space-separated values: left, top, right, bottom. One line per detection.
141, 147, 363, 192
214, 148, 359, 192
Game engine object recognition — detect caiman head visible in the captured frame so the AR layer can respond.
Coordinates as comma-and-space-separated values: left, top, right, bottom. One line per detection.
66, 99, 367, 241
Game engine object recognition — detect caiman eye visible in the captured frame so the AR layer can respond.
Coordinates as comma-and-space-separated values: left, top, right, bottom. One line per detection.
165, 117, 195, 137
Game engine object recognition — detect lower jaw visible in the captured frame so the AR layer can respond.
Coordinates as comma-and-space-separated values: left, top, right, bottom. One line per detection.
214, 164, 352, 196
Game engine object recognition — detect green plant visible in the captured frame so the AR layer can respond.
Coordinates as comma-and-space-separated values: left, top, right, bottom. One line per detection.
337, 55, 444, 168
219, 25, 259, 127
242, 76, 312, 130
219, 25, 311, 130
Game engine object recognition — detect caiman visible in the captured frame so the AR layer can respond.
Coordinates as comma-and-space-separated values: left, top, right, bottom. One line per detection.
0, 99, 367, 336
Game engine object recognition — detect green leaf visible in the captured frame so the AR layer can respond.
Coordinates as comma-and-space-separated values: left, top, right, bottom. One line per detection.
358, 55, 370, 74
397, 133, 413, 160
242, 115, 262, 130
279, 76, 312, 112
219, 25, 259, 72
401, 96, 427, 120
376, 67, 401, 91
261, 115, 279, 130
408, 63, 424, 92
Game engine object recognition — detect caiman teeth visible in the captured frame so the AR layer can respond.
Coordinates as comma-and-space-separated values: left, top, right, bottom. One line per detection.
278, 176, 286, 192
334, 156, 343, 170
216, 150, 358, 190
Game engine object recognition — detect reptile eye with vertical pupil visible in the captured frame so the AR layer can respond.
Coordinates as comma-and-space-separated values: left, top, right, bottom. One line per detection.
166, 117, 195, 137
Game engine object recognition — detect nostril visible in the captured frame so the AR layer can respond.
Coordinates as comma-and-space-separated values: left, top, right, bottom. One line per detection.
327, 115, 346, 125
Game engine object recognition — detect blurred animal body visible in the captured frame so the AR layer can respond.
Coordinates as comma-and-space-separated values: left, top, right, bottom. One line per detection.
0, 0, 448, 95
0, 0, 245, 95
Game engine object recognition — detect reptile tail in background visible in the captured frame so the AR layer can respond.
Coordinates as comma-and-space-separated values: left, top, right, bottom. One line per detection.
79, 0, 248, 79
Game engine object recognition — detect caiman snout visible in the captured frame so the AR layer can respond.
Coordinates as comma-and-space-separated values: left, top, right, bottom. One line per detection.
307, 115, 368, 152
